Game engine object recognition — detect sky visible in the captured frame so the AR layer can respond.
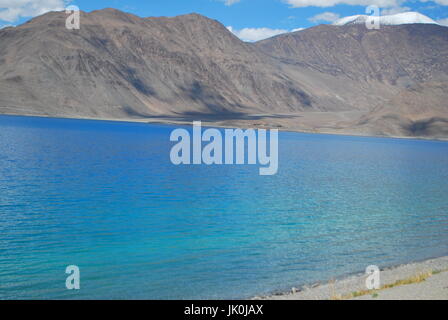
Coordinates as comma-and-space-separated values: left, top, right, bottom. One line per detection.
0, 0, 448, 41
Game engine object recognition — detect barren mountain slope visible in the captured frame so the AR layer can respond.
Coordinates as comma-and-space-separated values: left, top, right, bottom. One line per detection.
256, 24, 448, 138
0, 8, 325, 119
256, 24, 448, 84
0, 8, 447, 139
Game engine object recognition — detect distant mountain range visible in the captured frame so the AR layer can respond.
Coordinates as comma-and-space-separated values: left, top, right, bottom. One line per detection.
0, 8, 447, 139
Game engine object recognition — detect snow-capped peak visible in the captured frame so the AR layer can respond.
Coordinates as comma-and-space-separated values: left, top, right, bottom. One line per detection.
333, 12, 438, 26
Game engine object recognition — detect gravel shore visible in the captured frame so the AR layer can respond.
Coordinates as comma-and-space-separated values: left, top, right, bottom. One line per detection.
255, 256, 448, 300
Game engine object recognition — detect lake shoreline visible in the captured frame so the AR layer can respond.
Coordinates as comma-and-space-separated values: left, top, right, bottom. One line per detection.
254, 255, 448, 300
1, 112, 448, 142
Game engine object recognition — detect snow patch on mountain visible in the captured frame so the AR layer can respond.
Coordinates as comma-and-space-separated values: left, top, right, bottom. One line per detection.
333, 12, 438, 26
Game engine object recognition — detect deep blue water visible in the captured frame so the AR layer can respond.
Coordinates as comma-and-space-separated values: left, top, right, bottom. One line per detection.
0, 115, 447, 299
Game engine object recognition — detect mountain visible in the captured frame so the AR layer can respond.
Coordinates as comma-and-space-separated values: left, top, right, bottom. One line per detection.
256, 22, 448, 138
0, 8, 320, 119
0, 8, 447, 139
256, 23, 448, 84
333, 12, 439, 26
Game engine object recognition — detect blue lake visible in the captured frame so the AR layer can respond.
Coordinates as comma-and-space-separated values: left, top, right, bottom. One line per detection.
0, 115, 447, 299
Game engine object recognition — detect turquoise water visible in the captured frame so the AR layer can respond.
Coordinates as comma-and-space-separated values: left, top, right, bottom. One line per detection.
0, 115, 448, 299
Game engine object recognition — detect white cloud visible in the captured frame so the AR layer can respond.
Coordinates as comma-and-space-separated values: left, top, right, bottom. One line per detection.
0, 0, 65, 23
0, 23, 13, 28
285, 0, 401, 8
437, 18, 448, 26
221, 0, 241, 6
227, 26, 289, 41
308, 11, 340, 23
285, 0, 448, 7
421, 0, 448, 5
227, 26, 303, 41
